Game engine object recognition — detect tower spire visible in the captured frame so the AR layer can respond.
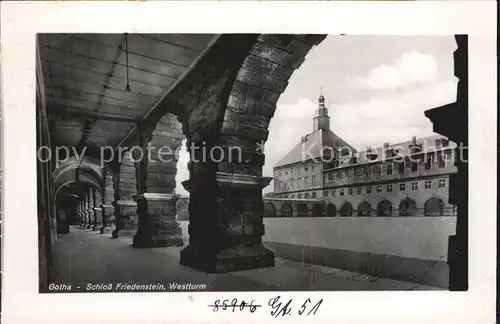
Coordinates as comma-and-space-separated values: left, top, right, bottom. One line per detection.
313, 89, 330, 131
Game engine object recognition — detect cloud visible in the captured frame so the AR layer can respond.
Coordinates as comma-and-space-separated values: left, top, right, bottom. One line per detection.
350, 50, 440, 91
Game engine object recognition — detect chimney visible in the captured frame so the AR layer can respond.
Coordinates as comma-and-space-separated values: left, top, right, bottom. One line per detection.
412, 136, 417, 144
383, 142, 389, 148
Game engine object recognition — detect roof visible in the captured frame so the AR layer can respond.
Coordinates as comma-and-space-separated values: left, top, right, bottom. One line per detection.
331, 134, 457, 170
275, 129, 354, 168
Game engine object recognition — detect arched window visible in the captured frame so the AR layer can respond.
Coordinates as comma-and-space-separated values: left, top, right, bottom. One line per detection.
399, 198, 417, 216
176, 201, 189, 221
340, 202, 353, 216
326, 203, 336, 217
304, 193, 310, 199
312, 203, 325, 217
297, 203, 309, 217
357, 201, 372, 216
264, 203, 276, 218
280, 203, 293, 218
377, 199, 392, 216
424, 197, 444, 216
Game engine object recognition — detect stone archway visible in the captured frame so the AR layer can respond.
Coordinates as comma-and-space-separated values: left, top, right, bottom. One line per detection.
399, 198, 417, 216
425, 197, 444, 216
340, 202, 353, 216
357, 201, 372, 216
312, 202, 325, 217
280, 203, 292, 217
297, 203, 309, 217
377, 199, 392, 216
326, 203, 336, 217
264, 202, 276, 218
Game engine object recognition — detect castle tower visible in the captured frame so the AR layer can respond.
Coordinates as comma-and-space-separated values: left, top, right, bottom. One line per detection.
313, 88, 330, 131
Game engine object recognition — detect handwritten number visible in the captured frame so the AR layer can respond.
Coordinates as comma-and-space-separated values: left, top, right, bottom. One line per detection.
308, 299, 323, 315
222, 299, 228, 310
231, 298, 238, 312
212, 300, 219, 312
298, 298, 311, 315
249, 300, 257, 313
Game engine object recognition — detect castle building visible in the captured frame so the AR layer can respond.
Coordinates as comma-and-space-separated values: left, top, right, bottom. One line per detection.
271, 93, 458, 217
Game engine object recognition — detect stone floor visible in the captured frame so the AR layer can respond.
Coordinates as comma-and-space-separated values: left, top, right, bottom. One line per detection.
49, 226, 441, 292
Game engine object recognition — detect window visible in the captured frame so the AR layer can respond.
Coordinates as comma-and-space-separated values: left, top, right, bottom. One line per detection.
386, 163, 393, 175
386, 184, 392, 192
442, 139, 450, 147
297, 177, 301, 188
367, 167, 372, 176
374, 165, 382, 177
412, 182, 418, 191
279, 172, 282, 177
312, 175, 316, 185
311, 164, 315, 171
425, 180, 432, 189
348, 188, 353, 195
356, 168, 363, 179
312, 192, 317, 198
323, 191, 328, 197
285, 171, 288, 175
291, 194, 295, 198
348, 169, 354, 180
425, 156, 433, 170
439, 179, 446, 188
438, 154, 446, 168
332, 172, 337, 181
398, 162, 405, 174
332, 190, 336, 197
339, 171, 345, 180
377, 185, 383, 193
328, 173, 333, 182
304, 167, 308, 172
291, 178, 295, 188
298, 194, 302, 198
411, 161, 418, 172
366, 187, 372, 194
339, 189, 345, 196
304, 176, 309, 186
400, 183, 406, 191
357, 187, 362, 195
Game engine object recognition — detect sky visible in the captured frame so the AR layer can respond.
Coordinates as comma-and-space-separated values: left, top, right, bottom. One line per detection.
175, 35, 458, 196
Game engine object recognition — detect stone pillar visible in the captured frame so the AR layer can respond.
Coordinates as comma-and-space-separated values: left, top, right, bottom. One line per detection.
132, 115, 184, 248
100, 172, 115, 234
425, 35, 468, 290
85, 190, 93, 229
87, 187, 95, 229
92, 189, 103, 231
179, 130, 274, 272
112, 151, 138, 238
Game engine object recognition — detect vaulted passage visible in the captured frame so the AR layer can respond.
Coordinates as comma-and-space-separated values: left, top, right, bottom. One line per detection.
36, 33, 327, 286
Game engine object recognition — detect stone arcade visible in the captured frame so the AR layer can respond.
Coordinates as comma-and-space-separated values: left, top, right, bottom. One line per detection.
36, 34, 467, 291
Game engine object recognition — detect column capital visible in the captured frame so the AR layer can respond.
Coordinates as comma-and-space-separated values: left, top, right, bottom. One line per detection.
182, 172, 272, 192
133, 193, 178, 202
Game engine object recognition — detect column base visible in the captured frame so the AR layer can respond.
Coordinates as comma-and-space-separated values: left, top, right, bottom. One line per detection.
111, 228, 136, 238
180, 245, 275, 273
99, 225, 113, 235
132, 233, 183, 248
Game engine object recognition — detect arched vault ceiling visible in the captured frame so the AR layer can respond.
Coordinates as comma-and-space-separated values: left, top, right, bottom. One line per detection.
39, 33, 218, 151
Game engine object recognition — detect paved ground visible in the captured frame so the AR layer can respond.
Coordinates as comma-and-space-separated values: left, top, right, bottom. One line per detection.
49, 226, 440, 292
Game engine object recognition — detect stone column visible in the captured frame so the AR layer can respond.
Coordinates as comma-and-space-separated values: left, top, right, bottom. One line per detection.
179, 132, 274, 272
425, 35, 468, 290
111, 151, 138, 238
87, 187, 95, 229
92, 189, 103, 231
132, 115, 184, 248
84, 188, 92, 229
100, 172, 115, 234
